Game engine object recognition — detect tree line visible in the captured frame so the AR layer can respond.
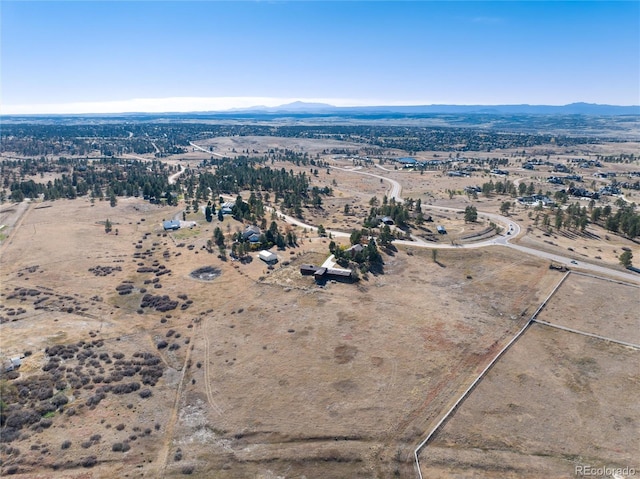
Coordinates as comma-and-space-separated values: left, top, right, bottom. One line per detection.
3, 158, 178, 204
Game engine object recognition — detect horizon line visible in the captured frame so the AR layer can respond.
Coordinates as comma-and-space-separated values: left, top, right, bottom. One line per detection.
2, 96, 639, 116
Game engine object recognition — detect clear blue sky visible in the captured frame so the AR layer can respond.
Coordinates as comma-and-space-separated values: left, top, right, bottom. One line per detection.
1, 1, 639, 113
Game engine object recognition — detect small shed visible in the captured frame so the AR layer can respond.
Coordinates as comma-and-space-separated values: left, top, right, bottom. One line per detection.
163, 220, 181, 231
437, 225, 447, 234
258, 250, 278, 264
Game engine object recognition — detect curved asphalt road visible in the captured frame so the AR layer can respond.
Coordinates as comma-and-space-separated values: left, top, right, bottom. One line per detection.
326, 163, 639, 284
203, 149, 638, 283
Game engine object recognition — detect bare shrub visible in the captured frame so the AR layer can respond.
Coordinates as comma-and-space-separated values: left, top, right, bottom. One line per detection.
139, 389, 152, 399
80, 455, 97, 468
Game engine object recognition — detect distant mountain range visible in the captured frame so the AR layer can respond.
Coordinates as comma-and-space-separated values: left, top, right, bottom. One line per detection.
2, 101, 638, 121
234, 101, 639, 116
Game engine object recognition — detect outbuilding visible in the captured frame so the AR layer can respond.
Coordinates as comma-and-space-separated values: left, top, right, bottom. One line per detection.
4, 356, 22, 372
258, 250, 278, 264
163, 220, 181, 231
396, 157, 417, 166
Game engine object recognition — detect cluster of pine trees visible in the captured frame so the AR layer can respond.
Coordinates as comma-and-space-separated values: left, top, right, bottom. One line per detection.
330, 232, 383, 275
363, 196, 417, 228
3, 158, 178, 204
535, 200, 640, 239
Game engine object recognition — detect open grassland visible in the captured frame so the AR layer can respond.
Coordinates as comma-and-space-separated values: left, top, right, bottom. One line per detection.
535, 272, 640, 344
418, 277, 639, 479
1, 196, 567, 478
1, 133, 639, 478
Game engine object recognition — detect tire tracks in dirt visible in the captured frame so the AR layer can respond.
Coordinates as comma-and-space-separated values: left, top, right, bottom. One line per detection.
0, 201, 33, 259
202, 314, 225, 416
156, 325, 197, 478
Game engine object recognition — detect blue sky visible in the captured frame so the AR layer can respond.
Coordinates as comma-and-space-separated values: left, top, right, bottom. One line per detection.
1, 1, 639, 114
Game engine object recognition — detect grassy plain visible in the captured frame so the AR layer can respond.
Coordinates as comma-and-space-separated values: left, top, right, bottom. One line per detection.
1, 135, 639, 478
1, 194, 565, 478
420, 302, 639, 478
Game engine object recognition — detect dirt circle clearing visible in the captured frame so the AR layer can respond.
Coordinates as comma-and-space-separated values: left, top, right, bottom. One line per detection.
189, 266, 222, 281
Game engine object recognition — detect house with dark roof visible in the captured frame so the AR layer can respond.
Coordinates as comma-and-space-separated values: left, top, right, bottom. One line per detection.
242, 225, 261, 243
346, 244, 364, 257
300, 264, 320, 276
396, 157, 417, 168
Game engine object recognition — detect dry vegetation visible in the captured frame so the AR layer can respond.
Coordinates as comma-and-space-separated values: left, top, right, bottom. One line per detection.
1, 134, 639, 478
420, 285, 639, 478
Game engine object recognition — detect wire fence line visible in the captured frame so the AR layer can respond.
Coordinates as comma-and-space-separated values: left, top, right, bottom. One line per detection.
413, 271, 571, 479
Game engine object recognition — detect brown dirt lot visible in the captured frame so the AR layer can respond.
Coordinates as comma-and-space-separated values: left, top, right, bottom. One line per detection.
163, 246, 562, 478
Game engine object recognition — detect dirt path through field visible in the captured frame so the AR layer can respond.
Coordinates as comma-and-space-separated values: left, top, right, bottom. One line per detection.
156, 326, 197, 478
0, 200, 33, 259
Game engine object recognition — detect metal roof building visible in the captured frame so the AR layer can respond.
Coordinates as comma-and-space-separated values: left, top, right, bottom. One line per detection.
396, 157, 417, 164
258, 250, 278, 263
163, 220, 181, 231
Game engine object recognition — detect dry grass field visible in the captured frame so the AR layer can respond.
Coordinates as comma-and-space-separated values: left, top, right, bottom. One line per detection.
1, 194, 570, 478
419, 317, 639, 478
1, 135, 639, 478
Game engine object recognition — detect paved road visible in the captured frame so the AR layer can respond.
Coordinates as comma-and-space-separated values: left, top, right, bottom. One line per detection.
208, 150, 639, 284
189, 141, 225, 158
327, 163, 639, 284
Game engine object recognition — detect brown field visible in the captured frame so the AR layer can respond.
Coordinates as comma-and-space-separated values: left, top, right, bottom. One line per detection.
419, 324, 639, 478
1, 136, 639, 478
535, 273, 640, 344
1, 196, 567, 478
